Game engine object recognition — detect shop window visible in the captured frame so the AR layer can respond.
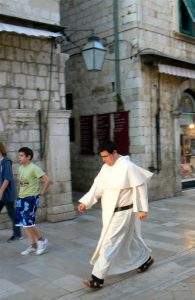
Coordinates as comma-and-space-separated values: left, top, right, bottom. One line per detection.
180, 92, 195, 187
179, 0, 195, 37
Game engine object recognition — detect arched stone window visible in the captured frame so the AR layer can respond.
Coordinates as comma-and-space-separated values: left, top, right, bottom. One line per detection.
180, 91, 195, 125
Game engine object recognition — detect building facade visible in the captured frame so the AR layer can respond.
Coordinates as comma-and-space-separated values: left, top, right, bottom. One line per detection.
0, 0, 75, 229
61, 0, 195, 200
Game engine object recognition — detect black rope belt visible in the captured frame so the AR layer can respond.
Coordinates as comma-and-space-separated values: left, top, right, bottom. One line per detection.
114, 204, 133, 213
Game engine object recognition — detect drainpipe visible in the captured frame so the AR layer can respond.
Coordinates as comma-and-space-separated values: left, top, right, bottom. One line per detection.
155, 73, 161, 173
38, 109, 43, 157
148, 66, 156, 172
113, 0, 124, 111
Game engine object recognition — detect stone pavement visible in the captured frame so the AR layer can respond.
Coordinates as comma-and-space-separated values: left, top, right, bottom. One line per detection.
1, 190, 195, 300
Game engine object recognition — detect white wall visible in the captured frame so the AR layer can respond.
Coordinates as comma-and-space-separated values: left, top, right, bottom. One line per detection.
0, 0, 60, 25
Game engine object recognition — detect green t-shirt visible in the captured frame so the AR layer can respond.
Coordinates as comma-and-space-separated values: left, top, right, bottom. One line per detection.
18, 162, 45, 198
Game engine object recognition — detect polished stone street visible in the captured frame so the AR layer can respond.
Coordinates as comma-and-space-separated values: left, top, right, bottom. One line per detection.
1, 190, 195, 300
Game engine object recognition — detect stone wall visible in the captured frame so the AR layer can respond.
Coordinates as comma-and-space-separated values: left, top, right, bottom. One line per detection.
0, 31, 75, 228
61, 0, 195, 199
136, 0, 195, 61
0, 0, 60, 25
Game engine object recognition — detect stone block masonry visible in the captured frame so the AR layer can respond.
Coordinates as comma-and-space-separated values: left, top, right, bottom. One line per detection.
0, 30, 74, 228
61, 0, 195, 199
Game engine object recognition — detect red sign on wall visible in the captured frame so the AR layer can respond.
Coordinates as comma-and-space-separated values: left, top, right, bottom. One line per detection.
97, 113, 110, 146
80, 116, 94, 155
114, 111, 129, 155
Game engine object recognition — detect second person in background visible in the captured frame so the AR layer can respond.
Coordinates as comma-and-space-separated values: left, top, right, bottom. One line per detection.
0, 142, 22, 242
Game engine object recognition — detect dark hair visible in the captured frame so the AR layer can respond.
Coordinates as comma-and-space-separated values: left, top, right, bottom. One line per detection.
98, 141, 118, 154
18, 147, 33, 160
0, 142, 7, 156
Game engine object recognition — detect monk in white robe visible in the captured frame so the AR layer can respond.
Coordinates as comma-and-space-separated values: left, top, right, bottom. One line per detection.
78, 141, 154, 289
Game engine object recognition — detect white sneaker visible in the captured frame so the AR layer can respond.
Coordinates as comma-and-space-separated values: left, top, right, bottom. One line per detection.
21, 246, 36, 255
36, 238, 48, 255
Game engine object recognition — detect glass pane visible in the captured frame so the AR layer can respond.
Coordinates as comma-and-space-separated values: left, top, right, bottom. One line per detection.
183, 0, 195, 22
180, 115, 193, 125
94, 49, 106, 70
181, 94, 194, 113
82, 49, 93, 70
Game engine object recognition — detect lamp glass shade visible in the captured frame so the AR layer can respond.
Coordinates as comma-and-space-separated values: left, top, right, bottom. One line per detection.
82, 37, 106, 71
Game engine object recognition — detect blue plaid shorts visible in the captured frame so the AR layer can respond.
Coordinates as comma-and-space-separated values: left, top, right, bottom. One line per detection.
15, 195, 40, 227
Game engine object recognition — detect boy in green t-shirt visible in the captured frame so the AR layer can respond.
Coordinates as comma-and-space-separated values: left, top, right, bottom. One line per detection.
16, 147, 51, 255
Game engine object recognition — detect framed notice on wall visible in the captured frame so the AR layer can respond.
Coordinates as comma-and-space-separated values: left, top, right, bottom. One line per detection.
80, 115, 94, 155
114, 111, 129, 155
97, 113, 110, 147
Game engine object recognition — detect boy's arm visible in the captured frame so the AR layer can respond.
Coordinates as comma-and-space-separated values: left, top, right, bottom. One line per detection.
39, 174, 51, 196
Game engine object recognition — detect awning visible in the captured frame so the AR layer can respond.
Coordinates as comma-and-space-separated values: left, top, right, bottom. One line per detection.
158, 64, 195, 79
183, 0, 195, 22
0, 22, 62, 38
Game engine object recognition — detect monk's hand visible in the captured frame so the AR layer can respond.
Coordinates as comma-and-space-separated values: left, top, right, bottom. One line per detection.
138, 211, 148, 220
77, 202, 86, 213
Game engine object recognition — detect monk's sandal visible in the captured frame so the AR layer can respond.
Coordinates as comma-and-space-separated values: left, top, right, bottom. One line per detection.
83, 279, 103, 289
137, 256, 154, 273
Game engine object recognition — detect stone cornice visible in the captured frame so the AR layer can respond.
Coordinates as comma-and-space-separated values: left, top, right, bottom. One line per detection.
171, 109, 182, 118
9, 109, 37, 123
0, 132, 8, 141
61, 53, 70, 62
9, 109, 71, 123
46, 109, 71, 119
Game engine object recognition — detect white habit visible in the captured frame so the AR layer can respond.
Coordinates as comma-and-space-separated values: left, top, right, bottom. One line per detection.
79, 156, 153, 279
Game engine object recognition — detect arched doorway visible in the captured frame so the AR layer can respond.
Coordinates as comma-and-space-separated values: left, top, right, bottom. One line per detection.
180, 90, 195, 188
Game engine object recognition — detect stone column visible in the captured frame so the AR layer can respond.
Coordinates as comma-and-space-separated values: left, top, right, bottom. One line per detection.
46, 109, 75, 222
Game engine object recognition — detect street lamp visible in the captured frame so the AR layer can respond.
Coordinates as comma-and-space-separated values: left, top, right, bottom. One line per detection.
82, 36, 106, 71
58, 28, 106, 71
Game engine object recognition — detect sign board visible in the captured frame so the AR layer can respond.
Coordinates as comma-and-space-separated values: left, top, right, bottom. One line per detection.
114, 111, 129, 155
80, 116, 94, 154
97, 113, 110, 147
